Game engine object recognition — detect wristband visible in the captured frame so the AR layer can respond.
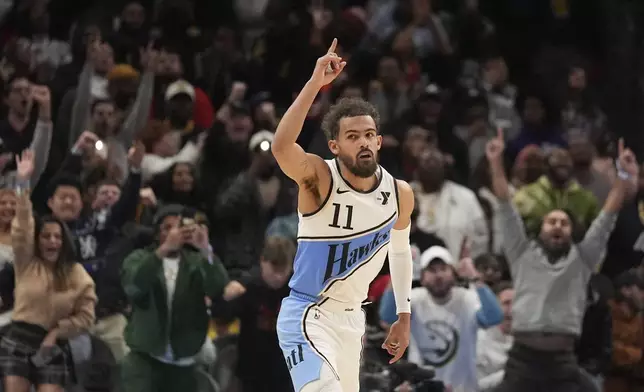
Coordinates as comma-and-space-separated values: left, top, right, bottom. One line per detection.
15, 180, 30, 196
616, 159, 632, 180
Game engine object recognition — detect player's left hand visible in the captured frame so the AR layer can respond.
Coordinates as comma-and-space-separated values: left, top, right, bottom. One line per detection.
382, 317, 410, 364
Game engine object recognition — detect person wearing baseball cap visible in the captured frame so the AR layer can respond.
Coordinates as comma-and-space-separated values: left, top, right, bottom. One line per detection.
380, 245, 503, 391
164, 79, 197, 135
248, 129, 274, 153
247, 130, 279, 181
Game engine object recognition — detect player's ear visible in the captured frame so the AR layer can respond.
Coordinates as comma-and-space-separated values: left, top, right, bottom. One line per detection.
328, 139, 339, 155
376, 135, 383, 151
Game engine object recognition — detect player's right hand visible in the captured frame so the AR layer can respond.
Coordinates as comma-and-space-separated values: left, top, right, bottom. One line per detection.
382, 318, 410, 364
309, 38, 346, 89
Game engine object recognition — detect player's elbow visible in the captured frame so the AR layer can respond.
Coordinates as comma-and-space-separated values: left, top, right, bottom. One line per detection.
271, 141, 286, 161
271, 143, 292, 170
271, 137, 290, 156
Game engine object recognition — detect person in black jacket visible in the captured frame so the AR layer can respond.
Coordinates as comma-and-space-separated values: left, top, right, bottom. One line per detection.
211, 131, 295, 278
213, 236, 296, 392
46, 131, 144, 362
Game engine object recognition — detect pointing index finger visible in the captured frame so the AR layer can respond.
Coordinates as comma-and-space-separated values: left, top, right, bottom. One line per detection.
327, 38, 337, 54
496, 127, 504, 140
618, 138, 625, 155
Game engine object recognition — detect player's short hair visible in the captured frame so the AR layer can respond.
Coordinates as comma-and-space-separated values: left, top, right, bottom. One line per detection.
261, 236, 296, 272
321, 97, 380, 140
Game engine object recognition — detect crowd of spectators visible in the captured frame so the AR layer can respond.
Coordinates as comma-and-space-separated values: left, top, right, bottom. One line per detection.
0, 0, 640, 391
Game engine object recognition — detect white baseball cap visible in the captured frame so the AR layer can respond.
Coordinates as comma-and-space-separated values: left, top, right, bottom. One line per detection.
165, 79, 196, 101
419, 246, 455, 270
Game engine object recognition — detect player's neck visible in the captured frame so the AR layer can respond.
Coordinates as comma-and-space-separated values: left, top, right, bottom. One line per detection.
337, 160, 378, 192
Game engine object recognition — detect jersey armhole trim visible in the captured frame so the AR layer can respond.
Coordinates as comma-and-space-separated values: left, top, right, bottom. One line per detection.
300, 163, 334, 218
393, 178, 401, 216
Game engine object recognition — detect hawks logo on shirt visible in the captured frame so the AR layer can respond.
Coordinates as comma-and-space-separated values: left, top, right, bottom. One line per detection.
420, 319, 459, 367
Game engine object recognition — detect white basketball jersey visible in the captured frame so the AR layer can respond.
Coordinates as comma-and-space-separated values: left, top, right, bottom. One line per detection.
289, 159, 399, 305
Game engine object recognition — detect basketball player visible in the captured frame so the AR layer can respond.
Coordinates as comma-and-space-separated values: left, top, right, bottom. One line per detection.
273, 39, 414, 391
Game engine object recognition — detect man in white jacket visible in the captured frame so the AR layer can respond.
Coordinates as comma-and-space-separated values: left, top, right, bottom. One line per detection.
413, 147, 489, 259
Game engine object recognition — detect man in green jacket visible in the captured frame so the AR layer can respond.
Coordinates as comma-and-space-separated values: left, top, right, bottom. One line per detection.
514, 148, 600, 236
120, 205, 229, 392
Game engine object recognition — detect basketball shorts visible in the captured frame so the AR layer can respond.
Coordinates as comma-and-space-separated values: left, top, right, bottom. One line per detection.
277, 294, 365, 392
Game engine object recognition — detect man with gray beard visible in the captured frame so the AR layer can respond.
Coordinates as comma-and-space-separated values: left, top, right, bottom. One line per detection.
485, 128, 639, 392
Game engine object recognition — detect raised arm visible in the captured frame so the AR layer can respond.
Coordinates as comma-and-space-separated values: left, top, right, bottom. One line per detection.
382, 179, 414, 364
118, 45, 157, 147
578, 139, 638, 270
12, 151, 36, 274
271, 39, 345, 189
69, 37, 99, 146
29, 86, 53, 187
486, 129, 530, 263
487, 129, 512, 202
105, 142, 144, 228
68, 64, 92, 145
117, 71, 154, 147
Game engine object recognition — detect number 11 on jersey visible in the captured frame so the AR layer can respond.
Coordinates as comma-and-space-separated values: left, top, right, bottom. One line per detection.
329, 203, 354, 230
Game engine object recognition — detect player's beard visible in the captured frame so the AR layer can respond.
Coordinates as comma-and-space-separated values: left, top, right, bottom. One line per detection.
337, 150, 378, 178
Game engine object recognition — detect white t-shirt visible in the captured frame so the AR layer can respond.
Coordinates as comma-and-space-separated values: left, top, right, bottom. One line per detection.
408, 286, 481, 392
163, 257, 180, 308
476, 327, 513, 391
